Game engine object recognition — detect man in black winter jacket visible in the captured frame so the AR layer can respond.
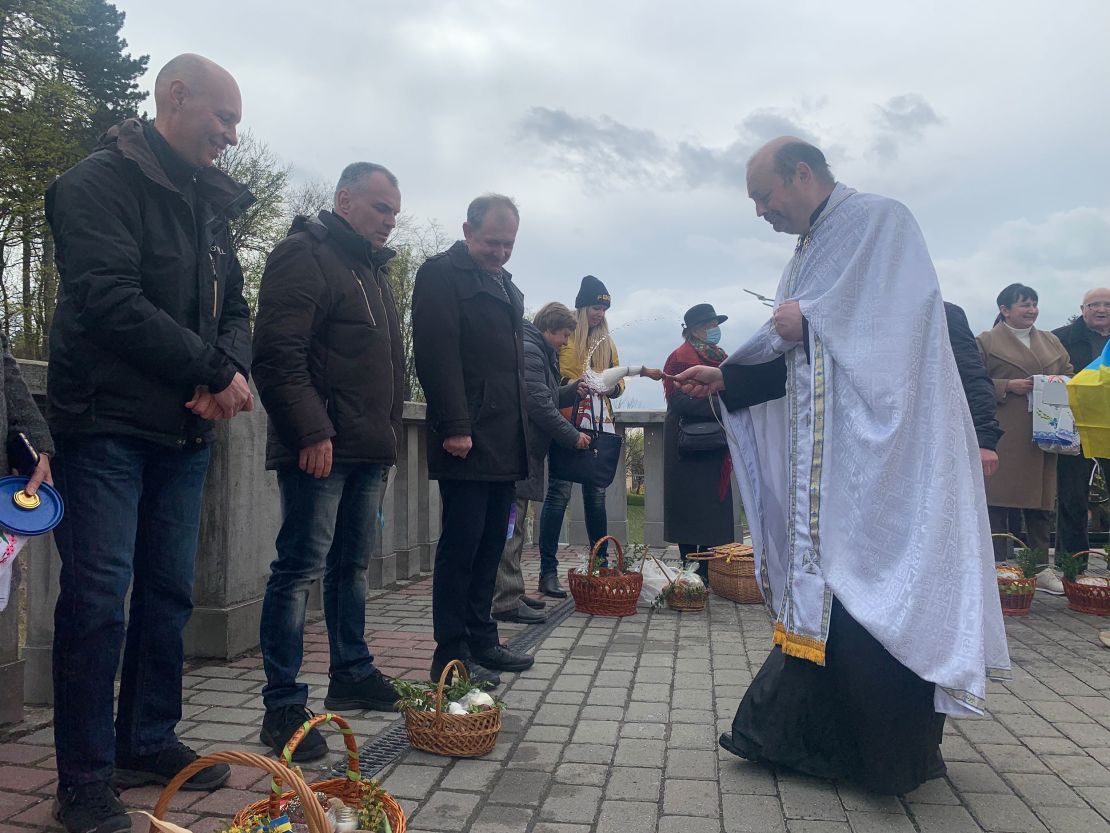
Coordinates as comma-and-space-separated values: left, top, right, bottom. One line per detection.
44, 54, 253, 833
252, 163, 405, 762
412, 194, 535, 682
1054, 288, 1110, 556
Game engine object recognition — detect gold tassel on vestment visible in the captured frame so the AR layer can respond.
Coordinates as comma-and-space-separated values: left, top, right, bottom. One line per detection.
772, 622, 827, 666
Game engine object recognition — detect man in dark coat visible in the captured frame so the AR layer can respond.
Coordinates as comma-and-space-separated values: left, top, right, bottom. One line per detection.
1054, 288, 1110, 555
412, 194, 535, 682
492, 303, 589, 624
44, 54, 253, 832
945, 302, 1003, 477
252, 163, 405, 762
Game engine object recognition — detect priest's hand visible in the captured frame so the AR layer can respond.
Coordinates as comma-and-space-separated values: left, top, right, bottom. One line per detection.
670, 366, 724, 398
980, 448, 999, 478
773, 300, 804, 342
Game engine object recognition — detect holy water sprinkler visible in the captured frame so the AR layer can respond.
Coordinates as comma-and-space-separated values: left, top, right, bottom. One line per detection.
743, 288, 774, 307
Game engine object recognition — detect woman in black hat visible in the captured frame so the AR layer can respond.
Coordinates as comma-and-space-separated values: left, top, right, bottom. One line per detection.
536, 275, 622, 598
662, 304, 736, 579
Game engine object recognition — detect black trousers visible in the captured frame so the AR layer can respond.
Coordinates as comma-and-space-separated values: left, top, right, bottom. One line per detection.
432, 479, 514, 667
1057, 454, 1105, 555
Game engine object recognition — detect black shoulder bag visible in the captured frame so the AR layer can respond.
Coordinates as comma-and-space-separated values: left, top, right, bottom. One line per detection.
677, 396, 727, 454
548, 396, 623, 489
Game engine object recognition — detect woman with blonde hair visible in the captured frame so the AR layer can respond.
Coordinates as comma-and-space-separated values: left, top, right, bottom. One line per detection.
536, 276, 635, 597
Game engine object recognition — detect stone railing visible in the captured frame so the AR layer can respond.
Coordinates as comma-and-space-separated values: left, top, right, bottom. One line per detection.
0, 365, 740, 723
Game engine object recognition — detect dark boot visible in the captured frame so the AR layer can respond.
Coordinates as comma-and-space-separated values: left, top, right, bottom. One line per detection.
539, 573, 568, 599
430, 655, 501, 688
54, 783, 130, 833
472, 644, 535, 672
493, 602, 547, 624
260, 704, 328, 762
114, 741, 230, 791
324, 668, 399, 712
521, 595, 547, 610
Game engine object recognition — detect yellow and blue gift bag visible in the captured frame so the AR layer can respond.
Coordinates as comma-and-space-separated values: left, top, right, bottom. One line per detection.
1068, 340, 1110, 459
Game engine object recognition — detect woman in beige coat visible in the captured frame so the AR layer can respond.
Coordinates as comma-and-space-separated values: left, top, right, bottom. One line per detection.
976, 284, 1072, 573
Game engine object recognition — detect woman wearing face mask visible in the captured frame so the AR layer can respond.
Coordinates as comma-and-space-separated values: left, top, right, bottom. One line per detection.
663, 305, 735, 580
536, 276, 633, 598
976, 283, 1072, 582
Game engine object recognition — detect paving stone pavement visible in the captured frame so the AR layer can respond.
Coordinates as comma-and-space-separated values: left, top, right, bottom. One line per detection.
6, 547, 1110, 832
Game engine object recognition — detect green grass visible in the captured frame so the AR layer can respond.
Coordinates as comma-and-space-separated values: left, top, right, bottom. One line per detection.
627, 496, 644, 545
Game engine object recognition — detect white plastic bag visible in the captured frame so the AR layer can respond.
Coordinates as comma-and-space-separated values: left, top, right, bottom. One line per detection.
1032, 374, 1080, 455
638, 556, 679, 608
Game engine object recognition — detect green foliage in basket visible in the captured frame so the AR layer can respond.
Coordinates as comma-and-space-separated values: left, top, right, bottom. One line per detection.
394, 677, 504, 713
357, 782, 394, 832
1056, 550, 1085, 583
1014, 547, 1045, 579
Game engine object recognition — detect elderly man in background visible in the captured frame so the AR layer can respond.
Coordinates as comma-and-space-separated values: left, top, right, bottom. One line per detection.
252, 162, 405, 762
413, 194, 535, 684
1054, 288, 1110, 562
45, 54, 253, 832
676, 138, 1009, 794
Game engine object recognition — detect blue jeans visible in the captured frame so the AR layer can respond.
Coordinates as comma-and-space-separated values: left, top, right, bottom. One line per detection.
52, 435, 211, 789
260, 463, 386, 708
537, 477, 608, 576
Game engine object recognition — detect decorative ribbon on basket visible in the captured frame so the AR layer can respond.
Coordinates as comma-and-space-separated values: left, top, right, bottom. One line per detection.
230, 712, 405, 831
149, 751, 331, 833
567, 535, 644, 617
689, 544, 761, 604
403, 659, 502, 758
992, 533, 1038, 617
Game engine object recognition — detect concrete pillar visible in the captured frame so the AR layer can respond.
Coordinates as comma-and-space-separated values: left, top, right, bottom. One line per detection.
642, 423, 665, 547
0, 556, 25, 722
184, 397, 282, 659
22, 534, 60, 707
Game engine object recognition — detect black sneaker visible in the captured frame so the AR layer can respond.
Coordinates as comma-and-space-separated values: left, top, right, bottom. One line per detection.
54, 782, 130, 833
471, 644, 534, 673
430, 656, 501, 688
324, 668, 400, 712
115, 741, 230, 791
260, 703, 328, 763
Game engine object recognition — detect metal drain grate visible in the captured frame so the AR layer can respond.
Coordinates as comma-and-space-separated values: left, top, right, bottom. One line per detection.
349, 596, 579, 777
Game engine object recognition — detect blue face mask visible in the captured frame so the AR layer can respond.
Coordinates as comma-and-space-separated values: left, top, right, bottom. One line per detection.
704, 327, 722, 345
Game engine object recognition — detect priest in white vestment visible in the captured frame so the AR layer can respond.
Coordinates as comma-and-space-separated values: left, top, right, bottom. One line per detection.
674, 138, 1010, 794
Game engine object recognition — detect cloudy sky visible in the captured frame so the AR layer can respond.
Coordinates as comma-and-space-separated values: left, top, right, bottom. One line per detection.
115, 0, 1110, 407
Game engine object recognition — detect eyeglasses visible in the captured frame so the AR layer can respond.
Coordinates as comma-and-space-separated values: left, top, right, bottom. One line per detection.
1086, 302, 1110, 310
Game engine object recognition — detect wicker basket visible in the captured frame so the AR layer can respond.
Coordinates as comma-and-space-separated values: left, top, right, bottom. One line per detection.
1061, 551, 1110, 616
151, 750, 330, 832
997, 575, 1036, 616
695, 544, 761, 604
652, 556, 707, 612
567, 535, 644, 617
403, 659, 501, 758
233, 712, 406, 831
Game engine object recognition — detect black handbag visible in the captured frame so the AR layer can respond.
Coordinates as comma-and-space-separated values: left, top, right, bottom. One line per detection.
677, 419, 727, 453
677, 397, 727, 454
548, 397, 623, 489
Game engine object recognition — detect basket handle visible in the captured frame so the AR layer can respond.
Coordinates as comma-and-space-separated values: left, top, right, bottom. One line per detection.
273, 712, 362, 818
588, 535, 625, 577
991, 532, 1031, 550
433, 658, 469, 721
150, 750, 330, 833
